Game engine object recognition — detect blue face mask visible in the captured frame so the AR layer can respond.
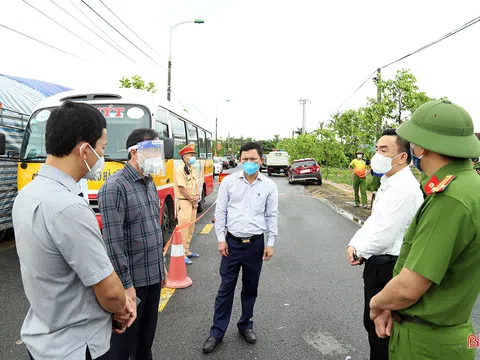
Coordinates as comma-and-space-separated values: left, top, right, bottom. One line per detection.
242, 161, 260, 176
188, 156, 196, 165
410, 146, 424, 172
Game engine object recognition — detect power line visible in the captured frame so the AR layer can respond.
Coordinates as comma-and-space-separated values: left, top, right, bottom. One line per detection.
331, 15, 480, 115
67, 0, 126, 52
49, 0, 137, 64
0, 23, 88, 62
97, 0, 163, 59
80, 0, 166, 70
21, 0, 108, 57
381, 15, 480, 69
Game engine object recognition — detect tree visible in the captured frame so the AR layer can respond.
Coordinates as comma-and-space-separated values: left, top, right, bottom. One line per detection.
315, 129, 347, 179
119, 75, 157, 93
367, 68, 433, 127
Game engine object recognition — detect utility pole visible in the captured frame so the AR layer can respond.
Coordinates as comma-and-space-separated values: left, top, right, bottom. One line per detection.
299, 99, 311, 134
375, 68, 382, 138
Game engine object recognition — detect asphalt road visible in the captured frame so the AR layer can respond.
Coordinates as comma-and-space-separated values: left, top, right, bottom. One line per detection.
1, 168, 480, 360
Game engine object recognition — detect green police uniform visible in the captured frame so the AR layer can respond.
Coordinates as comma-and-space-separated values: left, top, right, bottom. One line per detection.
391, 100, 480, 359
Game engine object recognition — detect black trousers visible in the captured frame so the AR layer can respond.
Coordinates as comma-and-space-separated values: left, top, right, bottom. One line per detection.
28, 347, 109, 360
363, 260, 396, 360
108, 282, 161, 360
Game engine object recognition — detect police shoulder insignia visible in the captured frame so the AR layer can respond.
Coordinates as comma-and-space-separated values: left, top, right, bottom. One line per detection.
431, 175, 456, 194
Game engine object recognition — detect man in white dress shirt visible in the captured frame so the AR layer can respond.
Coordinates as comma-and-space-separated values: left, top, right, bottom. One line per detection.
202, 142, 279, 354
346, 129, 423, 360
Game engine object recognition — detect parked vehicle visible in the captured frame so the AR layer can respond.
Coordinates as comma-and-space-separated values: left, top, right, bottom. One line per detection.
266, 150, 289, 176
213, 157, 223, 175
220, 157, 230, 169
288, 158, 322, 185
260, 154, 268, 172
224, 154, 237, 167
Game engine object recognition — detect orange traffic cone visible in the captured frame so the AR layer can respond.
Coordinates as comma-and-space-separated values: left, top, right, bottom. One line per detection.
165, 229, 192, 289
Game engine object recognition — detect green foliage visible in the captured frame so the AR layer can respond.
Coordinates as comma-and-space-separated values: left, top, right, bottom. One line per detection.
119, 75, 157, 93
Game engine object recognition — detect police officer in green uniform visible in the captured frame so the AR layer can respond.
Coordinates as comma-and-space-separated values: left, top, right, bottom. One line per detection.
368, 100, 480, 360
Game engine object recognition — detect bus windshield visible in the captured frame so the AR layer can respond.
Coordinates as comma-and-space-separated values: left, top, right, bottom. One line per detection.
21, 104, 151, 161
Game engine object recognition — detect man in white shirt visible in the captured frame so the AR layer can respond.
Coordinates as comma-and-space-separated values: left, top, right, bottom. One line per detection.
202, 142, 279, 354
346, 129, 423, 360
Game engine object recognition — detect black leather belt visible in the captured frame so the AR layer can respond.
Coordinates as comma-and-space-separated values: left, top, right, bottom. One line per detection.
392, 311, 436, 327
227, 232, 262, 244
366, 255, 398, 265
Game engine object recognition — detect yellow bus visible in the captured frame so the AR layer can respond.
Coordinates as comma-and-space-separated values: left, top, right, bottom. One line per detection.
13, 88, 214, 242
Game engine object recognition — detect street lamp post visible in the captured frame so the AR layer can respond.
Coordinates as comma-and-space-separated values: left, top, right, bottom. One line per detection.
167, 19, 204, 101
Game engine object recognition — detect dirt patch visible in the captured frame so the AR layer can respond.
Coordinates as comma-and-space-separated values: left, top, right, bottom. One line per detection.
306, 181, 372, 224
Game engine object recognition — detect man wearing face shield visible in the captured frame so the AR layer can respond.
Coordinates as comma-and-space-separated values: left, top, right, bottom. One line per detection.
174, 143, 200, 265
346, 129, 423, 360
370, 100, 480, 359
98, 129, 166, 360
13, 101, 136, 360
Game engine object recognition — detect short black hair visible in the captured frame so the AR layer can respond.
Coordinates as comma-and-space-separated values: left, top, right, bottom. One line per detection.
126, 128, 159, 159
239, 142, 263, 159
382, 128, 411, 163
45, 101, 106, 157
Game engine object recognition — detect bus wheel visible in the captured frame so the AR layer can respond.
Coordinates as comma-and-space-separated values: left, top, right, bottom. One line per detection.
197, 187, 206, 213
162, 199, 174, 247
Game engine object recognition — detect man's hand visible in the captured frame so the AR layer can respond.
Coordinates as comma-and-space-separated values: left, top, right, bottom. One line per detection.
372, 310, 393, 338
112, 295, 137, 334
346, 246, 363, 266
218, 241, 229, 257
263, 246, 274, 261
125, 286, 136, 301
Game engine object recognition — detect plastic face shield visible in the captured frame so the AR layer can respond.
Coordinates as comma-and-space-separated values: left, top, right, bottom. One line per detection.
128, 140, 166, 176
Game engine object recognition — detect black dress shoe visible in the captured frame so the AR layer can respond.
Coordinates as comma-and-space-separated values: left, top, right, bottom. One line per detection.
202, 336, 221, 353
240, 329, 257, 344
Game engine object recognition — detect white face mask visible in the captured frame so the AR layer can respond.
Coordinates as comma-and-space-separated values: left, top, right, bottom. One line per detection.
371, 152, 404, 174
357, 154, 363, 159
81, 144, 104, 181
138, 154, 163, 176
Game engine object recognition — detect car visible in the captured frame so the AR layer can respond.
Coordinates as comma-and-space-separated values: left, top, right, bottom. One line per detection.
288, 158, 322, 185
224, 154, 237, 167
220, 157, 230, 169
213, 157, 223, 176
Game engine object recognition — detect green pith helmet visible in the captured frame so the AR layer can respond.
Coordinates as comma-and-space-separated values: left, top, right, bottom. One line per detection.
397, 100, 480, 159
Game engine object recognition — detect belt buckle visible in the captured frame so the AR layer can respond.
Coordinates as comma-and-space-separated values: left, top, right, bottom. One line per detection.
242, 238, 251, 244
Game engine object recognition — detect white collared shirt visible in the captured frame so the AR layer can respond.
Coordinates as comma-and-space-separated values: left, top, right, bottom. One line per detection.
348, 166, 424, 259
215, 171, 279, 246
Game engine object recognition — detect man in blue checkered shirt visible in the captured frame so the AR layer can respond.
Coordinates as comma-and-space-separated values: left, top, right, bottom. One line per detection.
98, 128, 166, 360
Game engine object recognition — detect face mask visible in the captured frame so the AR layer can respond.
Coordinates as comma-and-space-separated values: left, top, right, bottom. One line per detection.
357, 154, 363, 159
138, 154, 163, 176
242, 161, 260, 176
188, 156, 196, 165
410, 145, 424, 172
371, 152, 403, 174
81, 144, 104, 181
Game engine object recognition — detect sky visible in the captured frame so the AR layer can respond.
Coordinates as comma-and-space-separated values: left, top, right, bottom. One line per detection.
2, 0, 480, 140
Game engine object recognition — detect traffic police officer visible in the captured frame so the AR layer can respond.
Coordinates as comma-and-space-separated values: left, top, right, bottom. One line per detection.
369, 100, 480, 359
174, 143, 200, 265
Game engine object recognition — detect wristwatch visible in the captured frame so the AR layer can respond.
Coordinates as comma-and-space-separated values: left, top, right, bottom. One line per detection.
353, 248, 359, 261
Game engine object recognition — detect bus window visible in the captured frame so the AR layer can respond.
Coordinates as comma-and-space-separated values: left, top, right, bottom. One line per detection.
155, 121, 168, 139
171, 115, 187, 158
206, 131, 213, 159
155, 109, 169, 139
199, 130, 207, 159
187, 123, 199, 157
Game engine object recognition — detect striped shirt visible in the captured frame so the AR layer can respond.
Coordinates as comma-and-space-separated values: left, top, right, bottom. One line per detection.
98, 162, 164, 288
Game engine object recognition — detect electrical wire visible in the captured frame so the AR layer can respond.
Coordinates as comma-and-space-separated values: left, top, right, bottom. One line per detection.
49, 0, 137, 64
97, 0, 163, 59
331, 14, 480, 114
0, 23, 88, 62
21, 0, 108, 57
81, 0, 166, 70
